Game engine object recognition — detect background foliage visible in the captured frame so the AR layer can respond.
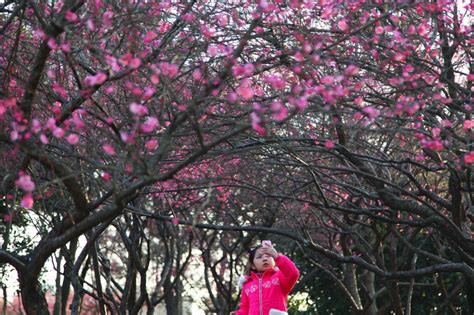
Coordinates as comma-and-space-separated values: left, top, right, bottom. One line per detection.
0, 0, 472, 314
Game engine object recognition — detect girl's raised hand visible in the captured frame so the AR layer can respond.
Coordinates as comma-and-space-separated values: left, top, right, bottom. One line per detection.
261, 243, 279, 259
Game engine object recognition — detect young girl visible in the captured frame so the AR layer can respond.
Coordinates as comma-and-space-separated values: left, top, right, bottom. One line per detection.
231, 241, 300, 315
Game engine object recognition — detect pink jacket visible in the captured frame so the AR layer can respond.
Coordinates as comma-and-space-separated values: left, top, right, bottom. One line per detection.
236, 255, 300, 315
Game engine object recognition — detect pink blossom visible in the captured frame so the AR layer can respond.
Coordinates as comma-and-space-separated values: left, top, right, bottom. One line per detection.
103, 11, 114, 27
181, 13, 196, 22
393, 52, 406, 62
273, 107, 288, 122
227, 92, 238, 102
325, 140, 335, 149
52, 82, 68, 98
145, 139, 158, 151
232, 65, 246, 77
120, 131, 135, 144
441, 120, 452, 128
232, 64, 254, 77
73, 115, 85, 130
45, 118, 56, 131
40, 134, 49, 144
354, 96, 363, 105
151, 74, 160, 84
192, 70, 202, 81
265, 75, 286, 90
320, 75, 334, 85
66, 134, 79, 144
311, 54, 321, 64
302, 41, 312, 54
171, 217, 180, 225
105, 55, 121, 72
105, 86, 115, 94
421, 139, 444, 151
344, 65, 359, 76
33, 28, 47, 40
16, 174, 35, 192
352, 112, 363, 120
217, 14, 228, 27
375, 25, 384, 35
0, 97, 16, 107
132, 87, 142, 96
293, 97, 308, 111
53, 127, 65, 138
3, 213, 14, 222
414, 132, 425, 140
467, 74, 474, 81
337, 19, 349, 32
200, 25, 215, 39
252, 124, 266, 136
362, 106, 380, 119
0, 98, 16, 115
47, 38, 58, 50
321, 6, 335, 20
243, 63, 254, 76
129, 58, 141, 69
250, 112, 266, 136
119, 53, 133, 66
140, 116, 159, 133
31, 119, 41, 133
60, 43, 71, 53
143, 87, 156, 100
102, 144, 116, 155
389, 14, 399, 24
463, 120, 473, 130
20, 193, 34, 209
258, 0, 269, 9
160, 62, 179, 78
292, 51, 304, 63
252, 102, 263, 112
84, 72, 107, 86
415, 154, 426, 161
65, 11, 78, 22
144, 31, 158, 43
417, 24, 429, 37
208, 45, 219, 56
101, 172, 112, 181
236, 85, 254, 100
129, 102, 148, 116
87, 18, 95, 31
423, 75, 436, 85
271, 102, 288, 122
464, 151, 474, 164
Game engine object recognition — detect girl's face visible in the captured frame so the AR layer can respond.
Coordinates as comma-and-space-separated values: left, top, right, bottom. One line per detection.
251, 247, 275, 272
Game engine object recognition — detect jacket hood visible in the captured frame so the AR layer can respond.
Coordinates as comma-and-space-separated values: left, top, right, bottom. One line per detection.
238, 275, 249, 288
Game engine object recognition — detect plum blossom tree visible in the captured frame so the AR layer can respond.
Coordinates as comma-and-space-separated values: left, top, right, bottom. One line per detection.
0, 0, 473, 314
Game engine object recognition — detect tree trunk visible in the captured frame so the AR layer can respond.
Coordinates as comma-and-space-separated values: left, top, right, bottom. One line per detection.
165, 280, 183, 315
2, 285, 7, 315
386, 281, 403, 315
53, 254, 63, 315
464, 275, 474, 315
61, 239, 78, 315
343, 263, 362, 313
19, 274, 49, 315
360, 270, 378, 315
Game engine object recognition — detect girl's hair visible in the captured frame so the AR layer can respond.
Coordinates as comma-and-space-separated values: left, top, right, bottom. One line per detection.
246, 245, 263, 275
